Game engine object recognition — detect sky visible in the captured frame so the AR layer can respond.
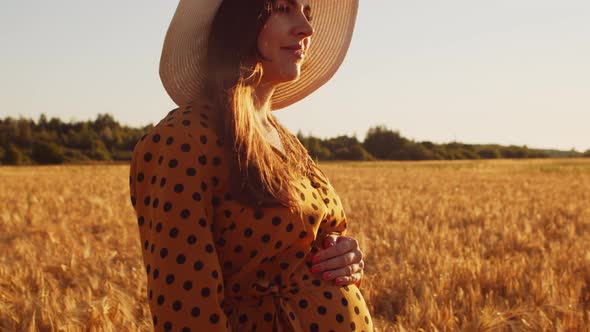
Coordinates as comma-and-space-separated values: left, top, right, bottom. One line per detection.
1, 1, 588, 152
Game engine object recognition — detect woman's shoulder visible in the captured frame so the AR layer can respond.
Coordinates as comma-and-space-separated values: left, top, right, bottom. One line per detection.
132, 96, 225, 161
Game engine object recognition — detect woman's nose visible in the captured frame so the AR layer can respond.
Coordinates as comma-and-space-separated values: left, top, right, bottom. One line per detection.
297, 20, 313, 38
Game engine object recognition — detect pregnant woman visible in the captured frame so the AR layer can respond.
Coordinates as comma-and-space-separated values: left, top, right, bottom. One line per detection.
129, 0, 373, 330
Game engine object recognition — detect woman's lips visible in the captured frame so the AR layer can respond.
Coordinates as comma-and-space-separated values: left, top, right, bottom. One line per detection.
281, 48, 304, 60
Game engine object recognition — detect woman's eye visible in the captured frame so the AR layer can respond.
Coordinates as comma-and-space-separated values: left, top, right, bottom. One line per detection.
275, 4, 312, 22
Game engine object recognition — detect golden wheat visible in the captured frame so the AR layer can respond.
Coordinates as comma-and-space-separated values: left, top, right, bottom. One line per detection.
0, 159, 588, 331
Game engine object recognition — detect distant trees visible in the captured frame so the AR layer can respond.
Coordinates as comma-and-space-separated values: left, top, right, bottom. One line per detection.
0, 114, 581, 165
0, 113, 148, 165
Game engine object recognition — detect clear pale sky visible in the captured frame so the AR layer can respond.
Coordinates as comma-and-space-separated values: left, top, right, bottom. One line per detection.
1, 1, 588, 151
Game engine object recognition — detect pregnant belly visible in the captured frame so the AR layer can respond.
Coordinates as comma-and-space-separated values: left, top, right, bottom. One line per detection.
287, 281, 374, 332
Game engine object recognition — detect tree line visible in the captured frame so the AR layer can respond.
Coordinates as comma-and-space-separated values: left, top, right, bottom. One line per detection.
1, 113, 588, 165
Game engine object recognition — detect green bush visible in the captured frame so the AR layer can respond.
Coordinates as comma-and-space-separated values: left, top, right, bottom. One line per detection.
32, 141, 65, 164
2, 144, 25, 165
477, 147, 501, 159
112, 149, 132, 161
63, 149, 91, 163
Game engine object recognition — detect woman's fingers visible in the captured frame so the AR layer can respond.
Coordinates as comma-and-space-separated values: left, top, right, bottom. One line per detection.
310, 235, 366, 287
335, 272, 363, 286
319, 262, 363, 281
312, 236, 362, 264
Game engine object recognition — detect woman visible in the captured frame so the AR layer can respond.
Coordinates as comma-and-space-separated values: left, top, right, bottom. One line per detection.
129, 0, 373, 330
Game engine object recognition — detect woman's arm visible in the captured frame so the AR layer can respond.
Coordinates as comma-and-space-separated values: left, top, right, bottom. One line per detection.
130, 123, 232, 331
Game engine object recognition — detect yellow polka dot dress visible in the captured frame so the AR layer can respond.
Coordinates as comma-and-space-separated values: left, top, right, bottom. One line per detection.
129, 97, 374, 331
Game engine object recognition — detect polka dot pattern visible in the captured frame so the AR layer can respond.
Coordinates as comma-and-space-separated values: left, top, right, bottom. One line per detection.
129, 98, 373, 331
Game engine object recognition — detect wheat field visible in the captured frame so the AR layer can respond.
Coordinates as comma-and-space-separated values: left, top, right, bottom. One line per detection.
1, 158, 589, 331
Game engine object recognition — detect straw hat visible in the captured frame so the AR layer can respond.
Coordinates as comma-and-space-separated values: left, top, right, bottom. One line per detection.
159, 0, 359, 110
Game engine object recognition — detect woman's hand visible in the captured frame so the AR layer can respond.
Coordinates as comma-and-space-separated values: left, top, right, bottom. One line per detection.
310, 234, 364, 287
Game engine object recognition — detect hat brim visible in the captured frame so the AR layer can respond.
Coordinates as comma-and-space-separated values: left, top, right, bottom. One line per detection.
159, 0, 359, 111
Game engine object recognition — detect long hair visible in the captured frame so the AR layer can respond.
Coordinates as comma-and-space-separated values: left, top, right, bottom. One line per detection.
202, 0, 328, 218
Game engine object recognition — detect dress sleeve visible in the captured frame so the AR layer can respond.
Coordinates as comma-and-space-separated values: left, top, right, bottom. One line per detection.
129, 124, 232, 331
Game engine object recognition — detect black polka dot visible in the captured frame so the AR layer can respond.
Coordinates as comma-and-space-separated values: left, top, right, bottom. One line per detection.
181, 143, 191, 152
169, 227, 179, 238
254, 209, 264, 220
298, 299, 308, 309
239, 314, 248, 324
172, 300, 182, 311
180, 209, 190, 219
232, 283, 241, 292
201, 287, 211, 297
187, 234, 197, 244
264, 312, 273, 322
256, 270, 266, 278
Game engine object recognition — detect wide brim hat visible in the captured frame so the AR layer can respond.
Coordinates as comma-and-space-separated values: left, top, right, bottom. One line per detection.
159, 0, 359, 111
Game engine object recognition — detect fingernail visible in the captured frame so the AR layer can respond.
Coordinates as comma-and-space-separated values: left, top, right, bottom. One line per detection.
311, 265, 321, 273
336, 278, 343, 285
312, 255, 321, 264
323, 272, 332, 280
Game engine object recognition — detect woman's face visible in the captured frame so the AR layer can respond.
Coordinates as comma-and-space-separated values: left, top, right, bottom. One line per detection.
257, 0, 314, 86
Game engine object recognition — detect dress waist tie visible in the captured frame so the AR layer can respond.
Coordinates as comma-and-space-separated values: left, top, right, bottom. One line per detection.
225, 279, 306, 332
